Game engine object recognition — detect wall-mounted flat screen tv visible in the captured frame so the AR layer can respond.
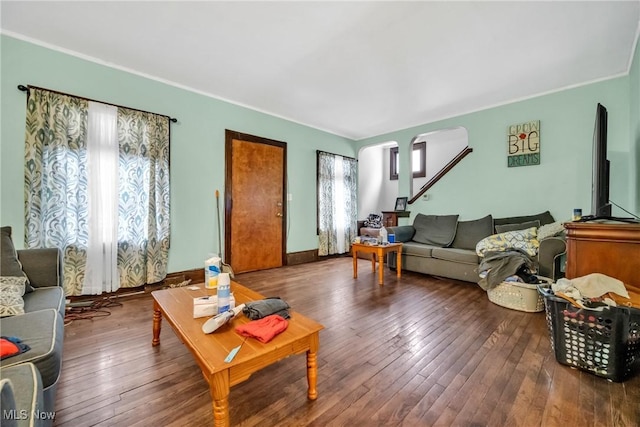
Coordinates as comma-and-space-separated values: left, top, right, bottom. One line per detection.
591, 103, 611, 217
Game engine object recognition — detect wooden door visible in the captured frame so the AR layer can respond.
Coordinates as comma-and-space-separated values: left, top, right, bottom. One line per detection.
225, 130, 286, 273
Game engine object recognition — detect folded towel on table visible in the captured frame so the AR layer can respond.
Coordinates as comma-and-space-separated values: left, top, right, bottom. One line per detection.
235, 314, 289, 343
243, 297, 290, 320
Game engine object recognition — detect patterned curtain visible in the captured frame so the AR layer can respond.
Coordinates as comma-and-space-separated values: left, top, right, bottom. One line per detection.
341, 155, 358, 246
24, 88, 89, 295
117, 108, 170, 288
317, 151, 357, 256
24, 87, 171, 295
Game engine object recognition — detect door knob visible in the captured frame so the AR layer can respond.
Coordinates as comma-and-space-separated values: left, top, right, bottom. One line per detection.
276, 213, 283, 217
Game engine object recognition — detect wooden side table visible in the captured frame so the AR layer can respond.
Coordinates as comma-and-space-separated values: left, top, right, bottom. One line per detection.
351, 242, 403, 285
381, 211, 411, 227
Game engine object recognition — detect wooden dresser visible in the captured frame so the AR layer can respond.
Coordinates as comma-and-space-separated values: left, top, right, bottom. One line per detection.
564, 221, 640, 287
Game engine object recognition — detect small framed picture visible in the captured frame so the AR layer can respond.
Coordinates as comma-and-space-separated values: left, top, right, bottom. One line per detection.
394, 197, 408, 211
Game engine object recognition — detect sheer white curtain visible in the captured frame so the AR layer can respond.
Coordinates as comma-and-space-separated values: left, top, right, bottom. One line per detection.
83, 101, 120, 295
333, 157, 347, 253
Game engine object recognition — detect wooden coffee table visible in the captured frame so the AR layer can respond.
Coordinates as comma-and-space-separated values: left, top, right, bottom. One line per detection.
151, 282, 323, 427
352, 242, 403, 285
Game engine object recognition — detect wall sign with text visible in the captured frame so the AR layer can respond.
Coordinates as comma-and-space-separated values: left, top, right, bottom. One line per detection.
507, 120, 540, 167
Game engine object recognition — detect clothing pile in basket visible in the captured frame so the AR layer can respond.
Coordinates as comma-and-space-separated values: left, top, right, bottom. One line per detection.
552, 273, 640, 310
477, 249, 546, 291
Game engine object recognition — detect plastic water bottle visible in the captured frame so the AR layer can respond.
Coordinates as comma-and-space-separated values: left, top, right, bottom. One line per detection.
217, 273, 231, 314
380, 226, 388, 244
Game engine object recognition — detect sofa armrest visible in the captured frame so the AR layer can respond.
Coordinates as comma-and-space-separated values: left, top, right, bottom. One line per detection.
386, 225, 415, 243
17, 248, 62, 288
538, 236, 566, 280
1, 363, 45, 427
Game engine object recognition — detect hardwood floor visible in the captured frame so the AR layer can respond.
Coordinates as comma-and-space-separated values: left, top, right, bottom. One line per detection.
54, 257, 640, 426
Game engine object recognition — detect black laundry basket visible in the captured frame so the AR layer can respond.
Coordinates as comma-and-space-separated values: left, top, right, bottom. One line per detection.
538, 286, 640, 382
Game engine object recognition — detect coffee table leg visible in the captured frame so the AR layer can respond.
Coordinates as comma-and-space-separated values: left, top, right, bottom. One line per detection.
397, 248, 402, 279
210, 371, 230, 427
352, 249, 358, 278
152, 300, 162, 346
306, 333, 319, 401
377, 248, 384, 285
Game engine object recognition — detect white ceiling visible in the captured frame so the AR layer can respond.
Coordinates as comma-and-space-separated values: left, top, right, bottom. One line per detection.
1, 1, 639, 140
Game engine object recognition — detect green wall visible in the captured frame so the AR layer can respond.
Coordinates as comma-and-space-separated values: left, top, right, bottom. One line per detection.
631, 35, 640, 215
0, 35, 355, 272
356, 76, 635, 223
2, 34, 638, 276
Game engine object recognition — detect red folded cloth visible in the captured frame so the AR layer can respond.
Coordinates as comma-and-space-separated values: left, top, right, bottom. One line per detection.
235, 314, 288, 343
1, 337, 30, 360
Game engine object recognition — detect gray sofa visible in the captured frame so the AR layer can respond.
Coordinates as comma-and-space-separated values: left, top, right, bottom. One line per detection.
386, 211, 566, 283
1, 227, 64, 427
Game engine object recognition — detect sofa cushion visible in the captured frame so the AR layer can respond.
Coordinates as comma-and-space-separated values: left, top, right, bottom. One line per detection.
412, 214, 459, 247
387, 225, 415, 243
450, 215, 494, 250
476, 227, 539, 257
431, 247, 480, 265
494, 211, 555, 229
17, 248, 61, 289
0, 276, 27, 316
0, 309, 64, 390
1, 227, 30, 290
23, 287, 65, 318
495, 219, 540, 233
401, 241, 435, 258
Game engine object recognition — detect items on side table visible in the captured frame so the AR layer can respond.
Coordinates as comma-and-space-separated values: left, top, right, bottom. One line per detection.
352, 242, 403, 286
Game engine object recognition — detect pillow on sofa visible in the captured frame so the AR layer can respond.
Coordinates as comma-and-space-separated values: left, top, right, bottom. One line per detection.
495, 220, 540, 234
412, 214, 459, 247
450, 215, 494, 250
538, 221, 565, 240
1, 227, 30, 291
0, 276, 27, 316
476, 227, 539, 257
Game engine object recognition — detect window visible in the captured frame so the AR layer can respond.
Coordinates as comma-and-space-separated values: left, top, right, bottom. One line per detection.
390, 141, 426, 180
24, 87, 171, 296
317, 151, 358, 256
